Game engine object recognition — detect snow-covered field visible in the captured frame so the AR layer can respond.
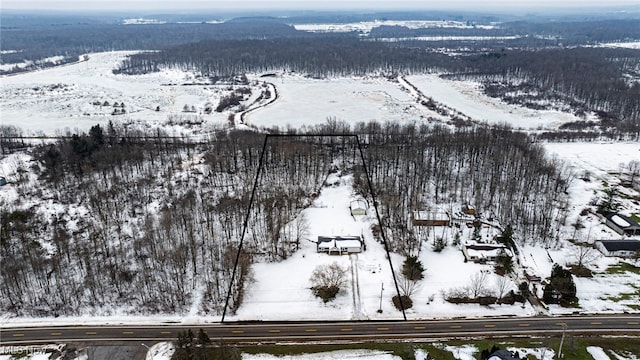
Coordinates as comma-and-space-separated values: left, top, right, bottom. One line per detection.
0, 52, 241, 136
406, 74, 588, 130
232, 174, 404, 321
242, 349, 400, 360
244, 75, 425, 129
291, 20, 496, 35
2, 51, 593, 137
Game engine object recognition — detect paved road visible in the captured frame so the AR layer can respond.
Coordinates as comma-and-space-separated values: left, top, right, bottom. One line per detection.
2, 315, 639, 345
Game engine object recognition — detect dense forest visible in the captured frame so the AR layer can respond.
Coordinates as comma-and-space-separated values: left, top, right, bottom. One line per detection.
0, 121, 569, 316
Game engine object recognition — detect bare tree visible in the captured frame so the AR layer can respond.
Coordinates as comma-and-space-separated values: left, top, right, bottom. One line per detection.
395, 270, 421, 298
573, 245, 597, 268
628, 160, 640, 187
494, 275, 512, 300
310, 262, 347, 303
469, 271, 490, 298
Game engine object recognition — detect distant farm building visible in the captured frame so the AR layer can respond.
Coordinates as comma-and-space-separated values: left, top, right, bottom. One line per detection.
412, 210, 450, 227
604, 214, 640, 236
462, 243, 509, 263
350, 199, 368, 216
595, 240, 640, 257
317, 236, 363, 255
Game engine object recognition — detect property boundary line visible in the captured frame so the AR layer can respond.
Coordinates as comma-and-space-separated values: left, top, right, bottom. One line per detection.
221, 133, 407, 322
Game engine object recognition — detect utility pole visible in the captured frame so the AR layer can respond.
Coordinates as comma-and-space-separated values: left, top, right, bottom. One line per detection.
557, 323, 567, 358
378, 282, 384, 313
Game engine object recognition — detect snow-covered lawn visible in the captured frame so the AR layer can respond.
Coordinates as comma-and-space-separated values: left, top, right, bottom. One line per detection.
232, 174, 534, 321
540, 141, 640, 314
146, 342, 174, 360
233, 174, 405, 321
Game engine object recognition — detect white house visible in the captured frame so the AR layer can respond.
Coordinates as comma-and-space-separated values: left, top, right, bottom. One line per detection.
595, 240, 640, 257
462, 243, 509, 263
317, 236, 363, 255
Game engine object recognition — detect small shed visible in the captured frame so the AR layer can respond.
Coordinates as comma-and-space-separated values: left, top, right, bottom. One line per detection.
595, 240, 640, 257
350, 199, 368, 216
412, 210, 450, 226
604, 214, 640, 236
317, 236, 363, 255
0, 177, 7, 186
462, 204, 476, 215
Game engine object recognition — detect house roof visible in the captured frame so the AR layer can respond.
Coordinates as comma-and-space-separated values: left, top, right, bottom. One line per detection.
350, 199, 367, 209
413, 210, 449, 221
317, 239, 362, 249
466, 244, 505, 251
597, 240, 640, 252
318, 236, 361, 243
606, 214, 640, 230
488, 349, 521, 360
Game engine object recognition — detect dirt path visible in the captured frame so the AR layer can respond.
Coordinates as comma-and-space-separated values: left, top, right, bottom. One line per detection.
350, 254, 364, 320
239, 81, 278, 124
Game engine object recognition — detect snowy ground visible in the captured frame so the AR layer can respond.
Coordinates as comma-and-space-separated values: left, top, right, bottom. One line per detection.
232, 174, 534, 322
406, 74, 588, 130
244, 75, 427, 129
242, 349, 400, 360
291, 20, 496, 35
1, 51, 593, 137
2, 51, 639, 326
540, 141, 640, 315
0, 51, 258, 136
232, 174, 405, 321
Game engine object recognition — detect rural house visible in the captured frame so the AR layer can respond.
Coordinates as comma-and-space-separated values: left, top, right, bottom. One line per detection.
412, 209, 450, 226
595, 240, 640, 257
462, 243, 509, 263
604, 213, 640, 236
316, 236, 363, 255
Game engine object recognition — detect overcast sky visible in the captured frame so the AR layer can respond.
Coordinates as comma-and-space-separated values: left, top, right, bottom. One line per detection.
2, 0, 639, 12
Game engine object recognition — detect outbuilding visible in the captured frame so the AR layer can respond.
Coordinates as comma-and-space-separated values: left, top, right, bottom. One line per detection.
350, 199, 368, 216
604, 213, 640, 236
595, 240, 640, 257
412, 210, 450, 226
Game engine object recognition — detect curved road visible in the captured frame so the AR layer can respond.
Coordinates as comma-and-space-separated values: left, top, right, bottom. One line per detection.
2, 315, 639, 345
